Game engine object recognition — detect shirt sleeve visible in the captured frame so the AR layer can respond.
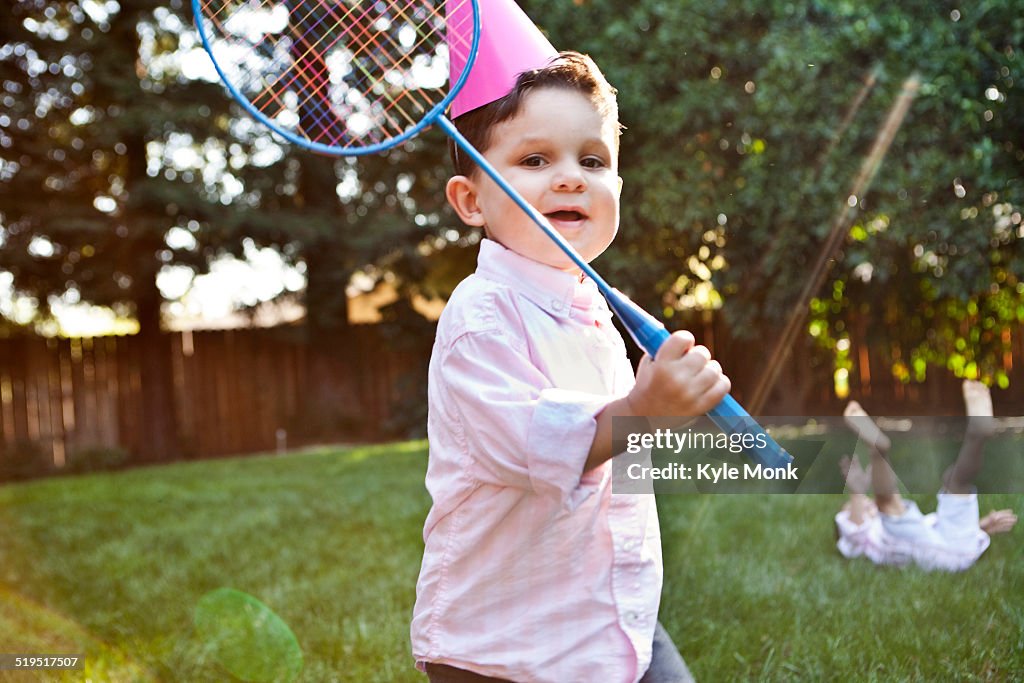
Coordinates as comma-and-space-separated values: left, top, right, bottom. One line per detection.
439, 329, 612, 509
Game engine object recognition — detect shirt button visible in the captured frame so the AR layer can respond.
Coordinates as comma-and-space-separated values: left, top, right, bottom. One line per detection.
551, 300, 562, 311
626, 611, 641, 624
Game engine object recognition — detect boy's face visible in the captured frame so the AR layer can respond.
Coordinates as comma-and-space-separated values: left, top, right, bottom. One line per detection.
446, 87, 621, 273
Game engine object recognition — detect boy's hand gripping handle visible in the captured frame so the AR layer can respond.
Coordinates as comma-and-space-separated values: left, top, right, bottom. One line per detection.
605, 292, 793, 470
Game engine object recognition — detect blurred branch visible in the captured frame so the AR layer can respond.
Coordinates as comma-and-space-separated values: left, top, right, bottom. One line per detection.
749, 73, 921, 414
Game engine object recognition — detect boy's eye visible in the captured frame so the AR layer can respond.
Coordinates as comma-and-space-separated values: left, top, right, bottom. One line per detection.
581, 156, 606, 169
521, 155, 546, 167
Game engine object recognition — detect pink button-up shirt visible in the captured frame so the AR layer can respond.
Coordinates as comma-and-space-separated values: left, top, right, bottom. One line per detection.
412, 239, 662, 683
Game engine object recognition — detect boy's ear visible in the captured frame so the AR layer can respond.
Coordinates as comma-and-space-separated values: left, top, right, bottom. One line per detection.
617, 176, 623, 194
446, 175, 486, 227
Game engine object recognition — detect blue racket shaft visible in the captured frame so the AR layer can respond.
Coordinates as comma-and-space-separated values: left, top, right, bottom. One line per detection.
439, 118, 792, 469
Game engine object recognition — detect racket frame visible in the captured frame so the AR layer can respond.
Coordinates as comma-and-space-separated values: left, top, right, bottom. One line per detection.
192, 0, 481, 156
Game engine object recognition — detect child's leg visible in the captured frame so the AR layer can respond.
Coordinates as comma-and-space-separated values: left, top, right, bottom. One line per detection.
942, 380, 996, 494
843, 402, 904, 515
963, 379, 997, 437
843, 400, 892, 452
639, 622, 695, 683
942, 433, 988, 494
839, 455, 875, 525
869, 444, 906, 516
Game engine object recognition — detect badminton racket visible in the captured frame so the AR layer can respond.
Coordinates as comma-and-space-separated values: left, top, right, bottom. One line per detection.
191, 0, 792, 469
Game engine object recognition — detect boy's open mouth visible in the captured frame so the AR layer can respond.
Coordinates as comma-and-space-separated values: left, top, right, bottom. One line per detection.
546, 210, 585, 222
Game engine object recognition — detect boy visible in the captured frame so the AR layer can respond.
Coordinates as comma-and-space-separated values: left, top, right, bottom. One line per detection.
410, 32, 727, 683
836, 382, 1017, 570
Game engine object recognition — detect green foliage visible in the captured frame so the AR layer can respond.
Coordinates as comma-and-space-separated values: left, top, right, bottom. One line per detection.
3, 0, 1021, 392
0, 0, 236, 331
0, 0, 467, 337
529, 0, 1023, 386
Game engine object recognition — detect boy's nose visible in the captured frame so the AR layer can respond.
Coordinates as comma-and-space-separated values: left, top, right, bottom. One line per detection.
552, 164, 586, 192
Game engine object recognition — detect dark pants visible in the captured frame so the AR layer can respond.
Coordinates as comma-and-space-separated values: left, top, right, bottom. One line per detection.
424, 621, 695, 683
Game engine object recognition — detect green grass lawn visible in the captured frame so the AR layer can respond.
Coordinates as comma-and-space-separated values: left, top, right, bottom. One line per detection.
1, 440, 1022, 682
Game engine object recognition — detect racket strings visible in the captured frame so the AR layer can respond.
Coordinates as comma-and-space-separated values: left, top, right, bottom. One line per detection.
282, 1, 387, 142
287, 0, 433, 141
286, 0, 445, 145
198, 0, 467, 149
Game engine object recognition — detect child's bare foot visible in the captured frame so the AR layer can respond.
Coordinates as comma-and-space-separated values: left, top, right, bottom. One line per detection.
980, 509, 1017, 535
843, 401, 892, 452
963, 380, 997, 437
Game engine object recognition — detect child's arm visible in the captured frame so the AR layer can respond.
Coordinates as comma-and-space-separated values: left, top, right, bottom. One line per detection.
584, 330, 730, 472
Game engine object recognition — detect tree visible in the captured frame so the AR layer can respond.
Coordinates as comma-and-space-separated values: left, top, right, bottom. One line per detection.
1, 0, 470, 451
528, 0, 1023, 403
1, 0, 236, 459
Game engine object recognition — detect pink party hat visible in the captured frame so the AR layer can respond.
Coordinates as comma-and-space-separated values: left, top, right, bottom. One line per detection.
447, 0, 559, 118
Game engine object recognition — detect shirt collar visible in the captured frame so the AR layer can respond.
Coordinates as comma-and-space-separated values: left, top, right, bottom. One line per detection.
475, 239, 604, 319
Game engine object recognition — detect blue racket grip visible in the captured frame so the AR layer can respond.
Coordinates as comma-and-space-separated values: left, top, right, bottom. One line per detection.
605, 291, 793, 469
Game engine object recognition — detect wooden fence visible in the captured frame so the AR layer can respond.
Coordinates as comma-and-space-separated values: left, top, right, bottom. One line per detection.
1, 319, 1021, 477
0, 325, 429, 473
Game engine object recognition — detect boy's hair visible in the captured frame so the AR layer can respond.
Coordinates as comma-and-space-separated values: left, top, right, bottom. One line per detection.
448, 51, 620, 178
